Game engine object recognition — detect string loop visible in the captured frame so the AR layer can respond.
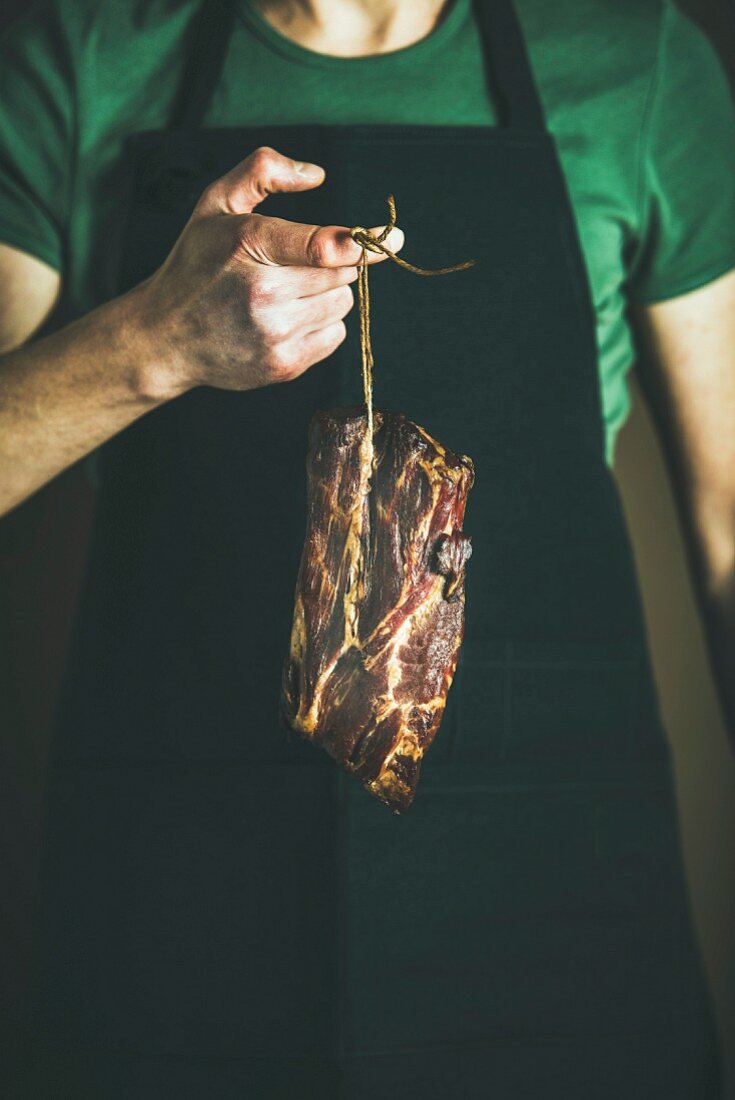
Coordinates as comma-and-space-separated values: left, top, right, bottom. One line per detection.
349, 195, 478, 446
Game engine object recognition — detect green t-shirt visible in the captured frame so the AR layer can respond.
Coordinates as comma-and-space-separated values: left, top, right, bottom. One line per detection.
2, 0, 735, 463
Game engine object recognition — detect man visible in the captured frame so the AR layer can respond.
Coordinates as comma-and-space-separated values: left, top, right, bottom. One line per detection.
2, 1, 734, 1096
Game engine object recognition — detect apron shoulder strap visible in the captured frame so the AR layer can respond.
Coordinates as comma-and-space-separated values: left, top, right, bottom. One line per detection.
170, 0, 237, 130
171, 0, 546, 135
473, 0, 546, 131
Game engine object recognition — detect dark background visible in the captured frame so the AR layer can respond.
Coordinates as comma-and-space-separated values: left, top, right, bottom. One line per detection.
1, 0, 735, 1094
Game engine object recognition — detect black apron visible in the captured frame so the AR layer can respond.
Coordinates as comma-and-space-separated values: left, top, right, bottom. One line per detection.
21, 1, 721, 1097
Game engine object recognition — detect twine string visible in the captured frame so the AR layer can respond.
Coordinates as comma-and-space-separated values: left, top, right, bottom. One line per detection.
349, 195, 478, 448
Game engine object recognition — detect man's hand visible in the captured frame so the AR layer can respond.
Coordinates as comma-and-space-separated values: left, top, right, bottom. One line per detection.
134, 145, 404, 399
0, 145, 403, 514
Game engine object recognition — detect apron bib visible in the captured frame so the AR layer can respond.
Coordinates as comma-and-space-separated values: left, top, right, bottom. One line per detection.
23, 2, 720, 1097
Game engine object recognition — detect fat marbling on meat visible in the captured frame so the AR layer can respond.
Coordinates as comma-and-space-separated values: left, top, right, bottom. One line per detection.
280, 406, 474, 813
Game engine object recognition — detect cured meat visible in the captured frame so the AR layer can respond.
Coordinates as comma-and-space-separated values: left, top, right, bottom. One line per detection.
280, 407, 474, 813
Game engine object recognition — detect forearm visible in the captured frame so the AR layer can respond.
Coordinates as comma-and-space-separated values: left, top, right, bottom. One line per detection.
678, 468, 735, 740
0, 285, 180, 516
632, 270, 735, 747
693, 540, 735, 743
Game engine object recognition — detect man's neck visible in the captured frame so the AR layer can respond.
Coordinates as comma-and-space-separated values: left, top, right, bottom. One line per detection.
252, 0, 453, 57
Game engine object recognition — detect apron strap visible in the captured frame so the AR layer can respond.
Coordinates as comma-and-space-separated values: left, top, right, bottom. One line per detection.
170, 0, 237, 130
171, 0, 546, 135
473, 0, 546, 131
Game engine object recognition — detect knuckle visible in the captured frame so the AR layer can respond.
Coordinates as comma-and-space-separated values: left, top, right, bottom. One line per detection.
254, 303, 290, 345
197, 180, 220, 208
248, 145, 277, 174
267, 307, 293, 344
247, 274, 278, 308
255, 313, 288, 348
306, 229, 335, 269
266, 345, 296, 380
234, 215, 258, 256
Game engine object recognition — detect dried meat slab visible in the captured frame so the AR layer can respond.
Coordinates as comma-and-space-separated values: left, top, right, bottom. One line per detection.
280, 407, 474, 813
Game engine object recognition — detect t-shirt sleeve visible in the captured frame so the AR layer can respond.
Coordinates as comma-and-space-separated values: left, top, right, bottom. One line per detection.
0, 3, 76, 272
626, 1, 735, 304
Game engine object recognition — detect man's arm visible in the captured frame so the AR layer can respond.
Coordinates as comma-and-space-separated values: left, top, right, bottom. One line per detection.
0, 245, 59, 355
0, 245, 175, 513
0, 146, 402, 517
633, 267, 735, 741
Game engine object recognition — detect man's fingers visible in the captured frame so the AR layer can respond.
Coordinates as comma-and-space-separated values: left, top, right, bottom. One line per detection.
195, 146, 406, 268
289, 284, 355, 334
253, 284, 355, 347
275, 321, 348, 381
299, 223, 406, 268
255, 264, 358, 301
197, 145, 325, 216
240, 214, 405, 268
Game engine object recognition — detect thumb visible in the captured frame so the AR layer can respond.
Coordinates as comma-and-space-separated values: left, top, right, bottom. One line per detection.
196, 145, 325, 216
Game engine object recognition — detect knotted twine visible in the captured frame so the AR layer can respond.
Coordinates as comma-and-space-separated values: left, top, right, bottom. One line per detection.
349, 195, 478, 449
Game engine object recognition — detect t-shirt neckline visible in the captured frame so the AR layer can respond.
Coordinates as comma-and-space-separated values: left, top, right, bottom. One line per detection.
235, 0, 470, 71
